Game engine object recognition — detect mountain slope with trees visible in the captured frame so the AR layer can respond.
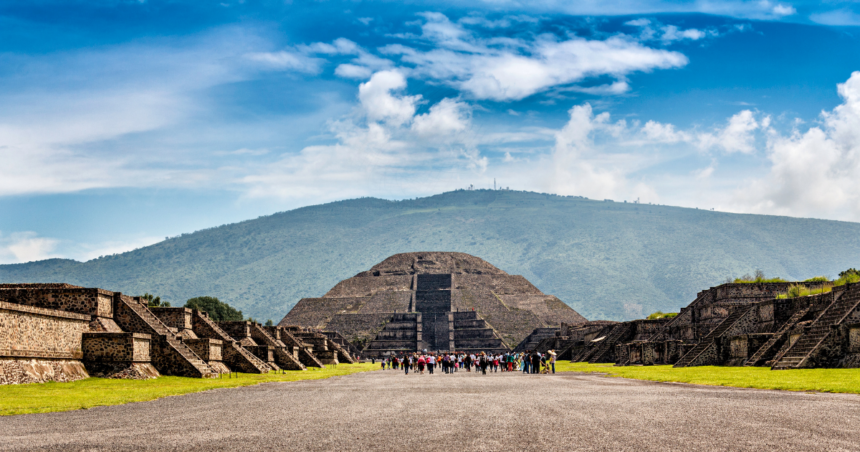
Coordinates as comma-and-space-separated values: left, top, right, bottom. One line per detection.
2, 190, 859, 321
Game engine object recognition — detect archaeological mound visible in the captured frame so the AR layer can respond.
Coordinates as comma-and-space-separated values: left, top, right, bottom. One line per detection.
279, 252, 586, 356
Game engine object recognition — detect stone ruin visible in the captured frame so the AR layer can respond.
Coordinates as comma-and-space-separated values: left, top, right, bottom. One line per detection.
278, 252, 586, 357
518, 280, 860, 369
0, 284, 354, 385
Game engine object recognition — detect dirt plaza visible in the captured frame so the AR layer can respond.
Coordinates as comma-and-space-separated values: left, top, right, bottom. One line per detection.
1, 369, 859, 451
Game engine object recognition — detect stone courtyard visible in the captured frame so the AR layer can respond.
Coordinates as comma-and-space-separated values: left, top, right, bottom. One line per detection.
1, 370, 858, 451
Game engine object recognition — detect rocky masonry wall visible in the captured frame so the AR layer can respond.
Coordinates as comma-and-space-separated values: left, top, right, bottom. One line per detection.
0, 301, 90, 359
82, 332, 151, 363
0, 286, 114, 318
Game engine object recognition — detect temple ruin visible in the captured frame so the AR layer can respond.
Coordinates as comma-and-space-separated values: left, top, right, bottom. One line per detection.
520, 280, 860, 369
0, 284, 353, 385
279, 252, 586, 356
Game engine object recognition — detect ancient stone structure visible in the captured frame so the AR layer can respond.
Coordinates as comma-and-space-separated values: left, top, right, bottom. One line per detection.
280, 252, 586, 356
563, 280, 860, 370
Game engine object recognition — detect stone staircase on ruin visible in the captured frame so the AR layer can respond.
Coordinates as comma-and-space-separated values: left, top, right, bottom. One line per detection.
588, 323, 633, 363
646, 292, 708, 344
116, 296, 215, 378
514, 328, 559, 353
416, 274, 454, 351
249, 323, 308, 370
772, 286, 860, 370
190, 311, 271, 373
452, 311, 508, 354
272, 326, 325, 368
743, 306, 810, 367
673, 306, 753, 368
363, 313, 421, 357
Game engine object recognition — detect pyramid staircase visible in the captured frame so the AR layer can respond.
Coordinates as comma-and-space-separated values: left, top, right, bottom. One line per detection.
673, 306, 753, 368
646, 293, 707, 344
588, 323, 632, 363
772, 286, 860, 370
249, 323, 307, 370
743, 306, 810, 367
117, 297, 215, 378
191, 311, 271, 373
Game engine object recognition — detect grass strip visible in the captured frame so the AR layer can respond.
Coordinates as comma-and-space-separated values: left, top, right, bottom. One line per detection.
0, 363, 378, 416
556, 361, 860, 394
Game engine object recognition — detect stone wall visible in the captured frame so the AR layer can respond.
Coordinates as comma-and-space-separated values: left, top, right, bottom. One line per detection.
0, 285, 114, 319
150, 308, 193, 331
82, 332, 151, 363
0, 301, 90, 360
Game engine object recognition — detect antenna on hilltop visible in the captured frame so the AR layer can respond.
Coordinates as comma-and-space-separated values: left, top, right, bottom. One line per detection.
494, 178, 496, 190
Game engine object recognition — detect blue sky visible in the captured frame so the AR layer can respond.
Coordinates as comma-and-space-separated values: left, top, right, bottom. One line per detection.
2, 0, 860, 263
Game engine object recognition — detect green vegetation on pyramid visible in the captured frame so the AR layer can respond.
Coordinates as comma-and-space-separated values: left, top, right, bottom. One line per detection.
1, 190, 859, 322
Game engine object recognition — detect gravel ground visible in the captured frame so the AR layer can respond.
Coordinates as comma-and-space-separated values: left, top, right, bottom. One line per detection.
2, 369, 859, 451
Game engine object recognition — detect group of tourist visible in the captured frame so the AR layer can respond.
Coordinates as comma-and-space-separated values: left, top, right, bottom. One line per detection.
374, 350, 556, 375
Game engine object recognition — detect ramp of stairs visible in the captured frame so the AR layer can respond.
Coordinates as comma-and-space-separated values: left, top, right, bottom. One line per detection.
744, 306, 810, 367
588, 324, 632, 363
673, 306, 752, 368
772, 287, 860, 370
117, 297, 214, 378
249, 323, 306, 370
191, 311, 270, 373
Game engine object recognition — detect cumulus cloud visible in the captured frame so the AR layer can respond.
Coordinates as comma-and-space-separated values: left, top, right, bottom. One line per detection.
624, 19, 714, 43
412, 98, 471, 137
697, 110, 760, 153
735, 72, 860, 220
381, 13, 688, 101
240, 71, 481, 201
358, 71, 421, 126
0, 232, 60, 264
303, 38, 394, 79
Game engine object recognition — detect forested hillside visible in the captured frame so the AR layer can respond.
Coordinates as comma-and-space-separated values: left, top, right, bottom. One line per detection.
2, 190, 859, 321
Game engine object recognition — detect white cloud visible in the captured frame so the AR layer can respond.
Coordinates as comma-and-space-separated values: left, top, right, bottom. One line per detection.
810, 9, 860, 26
543, 103, 644, 200
335, 64, 374, 79
697, 110, 760, 153
239, 71, 484, 202
358, 71, 421, 126
381, 13, 688, 101
245, 50, 322, 73
734, 72, 860, 220
304, 38, 394, 79
411, 98, 471, 137
0, 232, 60, 264
641, 120, 691, 143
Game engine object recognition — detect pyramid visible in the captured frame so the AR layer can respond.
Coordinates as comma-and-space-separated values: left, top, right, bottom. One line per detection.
279, 252, 587, 356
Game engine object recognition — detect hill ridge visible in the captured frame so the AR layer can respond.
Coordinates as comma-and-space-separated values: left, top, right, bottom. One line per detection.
2, 189, 859, 321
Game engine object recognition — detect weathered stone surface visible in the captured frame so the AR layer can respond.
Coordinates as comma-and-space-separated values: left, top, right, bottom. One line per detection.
280, 252, 586, 355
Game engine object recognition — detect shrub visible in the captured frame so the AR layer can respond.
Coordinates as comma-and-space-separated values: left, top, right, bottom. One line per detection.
141, 293, 170, 308
185, 296, 243, 321
647, 311, 679, 320
804, 276, 830, 283
834, 268, 860, 287
776, 284, 832, 299
732, 271, 788, 284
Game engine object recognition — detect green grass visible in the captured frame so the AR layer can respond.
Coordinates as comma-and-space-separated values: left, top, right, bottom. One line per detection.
556, 361, 860, 393
776, 284, 833, 299
0, 363, 377, 416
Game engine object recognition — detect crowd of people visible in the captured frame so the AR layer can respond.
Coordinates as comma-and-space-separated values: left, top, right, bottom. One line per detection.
373, 350, 557, 375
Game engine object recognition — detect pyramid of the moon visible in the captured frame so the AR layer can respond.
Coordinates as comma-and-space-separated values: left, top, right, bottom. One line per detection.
279, 252, 587, 356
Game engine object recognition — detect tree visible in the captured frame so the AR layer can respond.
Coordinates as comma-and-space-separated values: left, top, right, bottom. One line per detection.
184, 296, 243, 321
265, 319, 274, 327
142, 293, 170, 308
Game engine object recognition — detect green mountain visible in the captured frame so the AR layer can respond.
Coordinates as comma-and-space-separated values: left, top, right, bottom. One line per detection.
2, 190, 858, 321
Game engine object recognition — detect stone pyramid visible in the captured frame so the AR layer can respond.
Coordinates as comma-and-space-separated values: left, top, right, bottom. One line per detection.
279, 252, 586, 356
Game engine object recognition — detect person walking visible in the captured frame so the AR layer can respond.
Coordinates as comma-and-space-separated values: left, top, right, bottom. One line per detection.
417, 355, 426, 374
531, 351, 540, 375
404, 355, 411, 375
548, 350, 557, 374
